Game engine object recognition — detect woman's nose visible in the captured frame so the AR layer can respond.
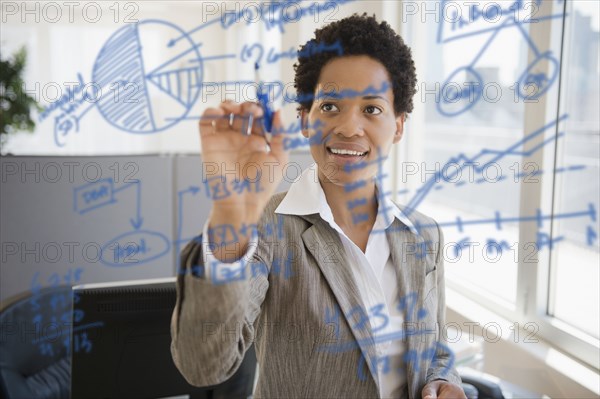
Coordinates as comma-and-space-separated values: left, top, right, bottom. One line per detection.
332, 110, 365, 137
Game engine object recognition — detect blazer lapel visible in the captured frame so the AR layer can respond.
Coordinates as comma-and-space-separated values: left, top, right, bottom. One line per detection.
300, 215, 381, 391
386, 218, 427, 399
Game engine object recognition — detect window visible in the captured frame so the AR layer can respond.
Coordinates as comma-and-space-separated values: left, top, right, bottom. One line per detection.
547, 0, 599, 340
395, 0, 599, 368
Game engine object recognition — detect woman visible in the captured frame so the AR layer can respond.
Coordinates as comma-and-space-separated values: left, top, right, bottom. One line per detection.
171, 13, 466, 399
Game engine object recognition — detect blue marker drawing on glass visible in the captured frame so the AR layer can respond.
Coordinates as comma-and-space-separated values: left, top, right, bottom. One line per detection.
255, 62, 275, 135
72, 178, 172, 267
39, 0, 358, 146
386, 205, 596, 236
28, 268, 99, 356
436, 0, 564, 116
99, 230, 171, 267
73, 178, 117, 215
74, 179, 143, 229
403, 115, 568, 216
437, 0, 564, 44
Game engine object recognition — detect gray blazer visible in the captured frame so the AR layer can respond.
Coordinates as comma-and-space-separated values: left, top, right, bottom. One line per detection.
171, 192, 461, 399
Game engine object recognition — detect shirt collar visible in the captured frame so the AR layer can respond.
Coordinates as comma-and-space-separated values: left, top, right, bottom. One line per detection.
274, 163, 418, 235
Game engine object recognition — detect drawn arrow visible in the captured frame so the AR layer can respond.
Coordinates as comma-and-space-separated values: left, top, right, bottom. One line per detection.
129, 181, 143, 229
114, 180, 143, 230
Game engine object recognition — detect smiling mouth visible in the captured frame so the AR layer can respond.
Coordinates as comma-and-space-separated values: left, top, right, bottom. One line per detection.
326, 147, 369, 157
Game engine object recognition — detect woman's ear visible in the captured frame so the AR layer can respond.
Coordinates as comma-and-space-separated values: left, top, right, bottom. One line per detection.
393, 113, 406, 144
300, 110, 309, 138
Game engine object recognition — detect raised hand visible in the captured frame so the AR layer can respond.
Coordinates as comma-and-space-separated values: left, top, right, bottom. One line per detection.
199, 101, 289, 261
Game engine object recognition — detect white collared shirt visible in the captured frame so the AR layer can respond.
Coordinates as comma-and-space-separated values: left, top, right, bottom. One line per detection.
202, 163, 418, 398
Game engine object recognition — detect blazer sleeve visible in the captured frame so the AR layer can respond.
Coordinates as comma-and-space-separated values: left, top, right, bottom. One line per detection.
170, 221, 270, 387
425, 222, 462, 386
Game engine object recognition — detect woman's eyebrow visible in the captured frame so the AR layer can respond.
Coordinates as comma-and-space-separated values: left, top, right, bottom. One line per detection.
320, 91, 342, 100
363, 95, 389, 103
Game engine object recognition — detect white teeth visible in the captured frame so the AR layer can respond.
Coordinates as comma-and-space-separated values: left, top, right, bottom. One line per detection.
329, 148, 366, 156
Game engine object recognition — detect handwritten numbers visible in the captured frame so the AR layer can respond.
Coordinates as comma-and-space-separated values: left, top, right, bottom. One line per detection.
369, 304, 389, 334
397, 292, 418, 321
203, 176, 231, 200
39, 342, 55, 357
73, 332, 92, 353
346, 306, 370, 332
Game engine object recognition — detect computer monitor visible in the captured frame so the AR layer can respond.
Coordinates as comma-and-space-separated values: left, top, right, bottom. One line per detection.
70, 277, 257, 399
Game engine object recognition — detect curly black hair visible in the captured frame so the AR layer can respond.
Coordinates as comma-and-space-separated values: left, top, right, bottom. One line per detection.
293, 13, 417, 117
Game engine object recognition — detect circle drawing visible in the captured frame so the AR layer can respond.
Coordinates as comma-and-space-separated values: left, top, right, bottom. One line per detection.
437, 66, 484, 117
517, 51, 559, 101
92, 19, 203, 133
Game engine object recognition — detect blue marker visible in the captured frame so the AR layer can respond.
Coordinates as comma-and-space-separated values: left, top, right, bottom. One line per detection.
255, 62, 275, 134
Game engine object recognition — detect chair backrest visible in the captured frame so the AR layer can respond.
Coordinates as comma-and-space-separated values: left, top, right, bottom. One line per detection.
0, 285, 72, 399
461, 376, 506, 399
1, 282, 258, 399
70, 279, 257, 398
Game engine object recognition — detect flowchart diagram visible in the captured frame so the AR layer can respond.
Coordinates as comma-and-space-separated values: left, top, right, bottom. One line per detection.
436, 0, 565, 116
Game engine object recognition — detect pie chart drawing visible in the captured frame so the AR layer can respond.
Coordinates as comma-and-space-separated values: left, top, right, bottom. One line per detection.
92, 19, 203, 134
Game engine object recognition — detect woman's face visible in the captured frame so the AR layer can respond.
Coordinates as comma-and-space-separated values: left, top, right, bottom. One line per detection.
301, 55, 405, 188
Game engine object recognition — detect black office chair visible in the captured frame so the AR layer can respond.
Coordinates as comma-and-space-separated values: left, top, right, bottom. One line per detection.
1, 284, 257, 399
0, 285, 72, 399
461, 376, 505, 399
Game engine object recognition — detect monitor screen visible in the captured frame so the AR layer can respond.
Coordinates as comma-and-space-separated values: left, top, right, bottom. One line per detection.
70, 277, 257, 399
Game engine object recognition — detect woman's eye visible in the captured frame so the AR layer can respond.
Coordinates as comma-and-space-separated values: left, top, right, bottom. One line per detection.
320, 103, 339, 112
364, 105, 382, 115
